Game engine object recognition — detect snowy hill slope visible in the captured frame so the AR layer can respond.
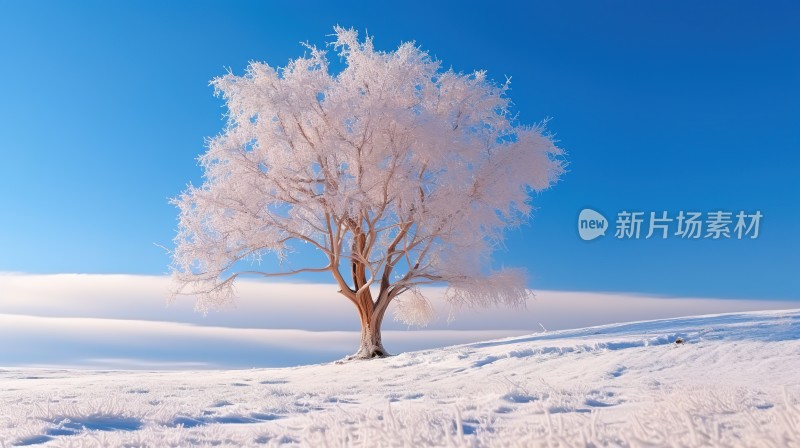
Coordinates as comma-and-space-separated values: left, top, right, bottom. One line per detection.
1, 309, 799, 447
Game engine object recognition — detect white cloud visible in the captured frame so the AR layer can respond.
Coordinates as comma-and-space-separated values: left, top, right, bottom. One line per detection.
0, 313, 527, 369
0, 273, 794, 368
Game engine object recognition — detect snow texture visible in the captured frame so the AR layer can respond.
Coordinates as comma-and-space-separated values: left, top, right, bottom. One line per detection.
1, 309, 798, 446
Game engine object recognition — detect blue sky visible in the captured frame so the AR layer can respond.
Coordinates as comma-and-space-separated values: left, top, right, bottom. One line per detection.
0, 1, 798, 300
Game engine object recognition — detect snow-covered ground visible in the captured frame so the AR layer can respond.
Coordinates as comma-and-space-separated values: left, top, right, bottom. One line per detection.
1, 309, 798, 447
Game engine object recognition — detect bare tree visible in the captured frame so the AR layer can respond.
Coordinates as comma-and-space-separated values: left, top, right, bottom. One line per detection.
171, 27, 564, 359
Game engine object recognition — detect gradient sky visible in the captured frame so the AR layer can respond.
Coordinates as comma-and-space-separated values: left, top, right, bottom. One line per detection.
0, 1, 798, 300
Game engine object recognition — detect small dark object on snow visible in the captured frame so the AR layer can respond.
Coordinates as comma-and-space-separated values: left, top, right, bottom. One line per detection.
675, 337, 684, 344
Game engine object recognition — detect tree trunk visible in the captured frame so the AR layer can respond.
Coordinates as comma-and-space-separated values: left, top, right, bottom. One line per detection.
354, 321, 388, 359
346, 228, 391, 359
349, 295, 390, 359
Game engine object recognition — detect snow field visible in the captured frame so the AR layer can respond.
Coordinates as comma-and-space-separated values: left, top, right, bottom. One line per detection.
1, 309, 798, 446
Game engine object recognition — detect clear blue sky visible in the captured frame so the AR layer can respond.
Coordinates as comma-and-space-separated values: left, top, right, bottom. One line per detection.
0, 1, 797, 300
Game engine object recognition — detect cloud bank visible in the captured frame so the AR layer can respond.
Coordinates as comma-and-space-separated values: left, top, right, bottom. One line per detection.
0, 273, 794, 368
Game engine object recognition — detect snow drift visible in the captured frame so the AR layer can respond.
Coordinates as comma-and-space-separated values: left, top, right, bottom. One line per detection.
1, 309, 798, 446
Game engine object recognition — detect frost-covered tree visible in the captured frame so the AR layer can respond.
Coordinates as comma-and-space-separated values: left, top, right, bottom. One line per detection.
171, 27, 564, 359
